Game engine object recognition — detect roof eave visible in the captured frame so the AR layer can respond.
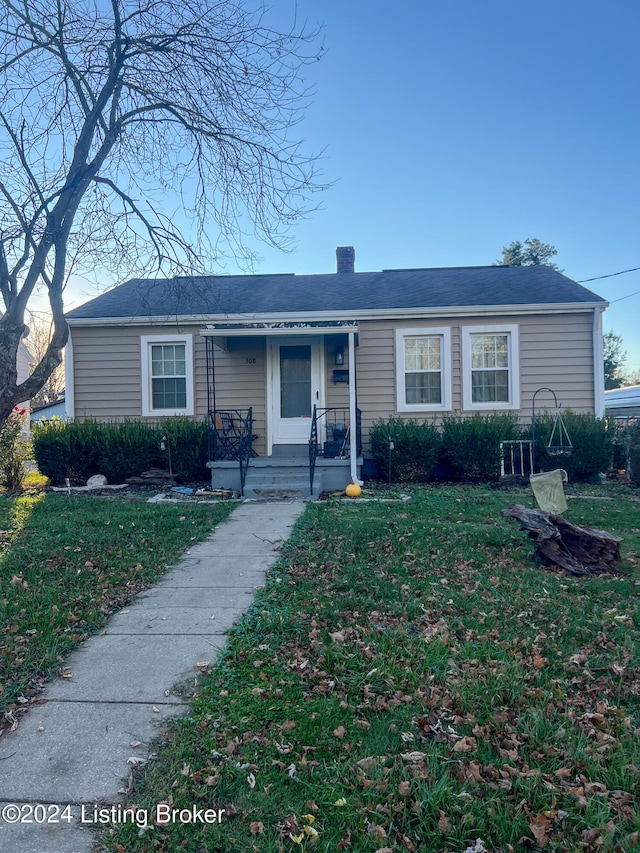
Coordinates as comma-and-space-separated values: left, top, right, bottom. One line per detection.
66, 301, 608, 327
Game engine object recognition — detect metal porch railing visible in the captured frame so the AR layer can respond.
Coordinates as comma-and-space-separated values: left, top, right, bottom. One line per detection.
309, 406, 362, 495
208, 408, 254, 495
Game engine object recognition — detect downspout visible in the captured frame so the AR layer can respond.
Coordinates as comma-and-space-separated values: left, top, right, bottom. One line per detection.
592, 306, 605, 417
348, 330, 363, 485
64, 332, 74, 419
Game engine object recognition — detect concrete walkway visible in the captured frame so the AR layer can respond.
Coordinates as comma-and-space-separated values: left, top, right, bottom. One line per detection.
0, 500, 305, 853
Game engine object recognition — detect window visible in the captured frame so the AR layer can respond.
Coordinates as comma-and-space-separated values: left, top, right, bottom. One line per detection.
462, 325, 519, 410
141, 335, 194, 416
396, 328, 452, 412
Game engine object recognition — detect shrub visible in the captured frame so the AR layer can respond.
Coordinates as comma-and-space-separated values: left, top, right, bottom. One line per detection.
158, 417, 209, 483
369, 417, 441, 483
440, 413, 522, 481
94, 420, 160, 483
32, 418, 99, 485
0, 407, 29, 489
33, 418, 210, 486
527, 411, 612, 482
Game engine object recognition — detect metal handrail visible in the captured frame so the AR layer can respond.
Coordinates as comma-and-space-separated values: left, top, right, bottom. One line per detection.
308, 406, 362, 495
238, 408, 253, 496
208, 407, 253, 495
309, 405, 319, 495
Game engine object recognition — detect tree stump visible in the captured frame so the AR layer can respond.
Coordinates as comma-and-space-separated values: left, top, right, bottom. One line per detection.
502, 504, 621, 575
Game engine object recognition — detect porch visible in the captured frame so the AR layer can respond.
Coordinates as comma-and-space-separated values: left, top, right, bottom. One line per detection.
202, 323, 363, 498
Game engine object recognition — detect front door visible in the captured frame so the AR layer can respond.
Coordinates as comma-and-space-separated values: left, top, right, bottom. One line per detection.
270, 337, 323, 444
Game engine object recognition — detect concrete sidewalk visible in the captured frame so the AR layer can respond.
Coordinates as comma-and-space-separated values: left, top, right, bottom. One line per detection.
0, 500, 305, 853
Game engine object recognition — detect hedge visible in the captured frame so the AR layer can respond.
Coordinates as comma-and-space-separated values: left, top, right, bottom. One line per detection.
525, 411, 612, 483
369, 417, 441, 482
369, 412, 614, 484
32, 418, 209, 486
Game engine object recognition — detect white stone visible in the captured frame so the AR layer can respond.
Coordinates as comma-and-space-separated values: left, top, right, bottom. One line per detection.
86, 474, 108, 487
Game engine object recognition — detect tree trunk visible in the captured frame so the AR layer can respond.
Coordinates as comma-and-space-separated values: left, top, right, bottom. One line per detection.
502, 504, 621, 575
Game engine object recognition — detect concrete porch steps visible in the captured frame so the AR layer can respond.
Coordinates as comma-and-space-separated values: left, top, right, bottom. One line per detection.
243, 457, 319, 500
208, 455, 357, 500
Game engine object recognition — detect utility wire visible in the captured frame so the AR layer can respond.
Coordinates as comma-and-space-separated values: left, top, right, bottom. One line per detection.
611, 289, 640, 304
578, 266, 640, 282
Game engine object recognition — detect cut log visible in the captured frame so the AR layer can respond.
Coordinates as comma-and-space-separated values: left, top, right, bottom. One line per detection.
502, 504, 621, 575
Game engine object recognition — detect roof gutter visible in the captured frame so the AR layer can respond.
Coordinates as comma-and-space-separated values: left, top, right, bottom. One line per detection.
66, 301, 608, 327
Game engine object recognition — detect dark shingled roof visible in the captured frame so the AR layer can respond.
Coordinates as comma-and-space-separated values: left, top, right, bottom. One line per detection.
66, 265, 605, 320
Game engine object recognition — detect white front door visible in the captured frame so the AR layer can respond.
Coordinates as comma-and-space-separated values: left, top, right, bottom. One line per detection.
269, 337, 323, 445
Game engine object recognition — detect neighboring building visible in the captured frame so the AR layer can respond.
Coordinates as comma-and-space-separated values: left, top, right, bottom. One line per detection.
16, 339, 32, 431
30, 396, 67, 426
65, 247, 607, 492
605, 385, 640, 418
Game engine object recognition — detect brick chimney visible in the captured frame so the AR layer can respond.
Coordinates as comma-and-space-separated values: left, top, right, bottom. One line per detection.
336, 246, 355, 273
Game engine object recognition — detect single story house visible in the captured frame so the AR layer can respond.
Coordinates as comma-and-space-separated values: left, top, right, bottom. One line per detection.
65, 247, 607, 495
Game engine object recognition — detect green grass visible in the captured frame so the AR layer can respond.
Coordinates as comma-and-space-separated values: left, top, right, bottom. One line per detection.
98, 484, 639, 853
0, 492, 235, 714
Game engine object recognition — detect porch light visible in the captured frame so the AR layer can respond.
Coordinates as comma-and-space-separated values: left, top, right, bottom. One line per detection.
334, 346, 345, 366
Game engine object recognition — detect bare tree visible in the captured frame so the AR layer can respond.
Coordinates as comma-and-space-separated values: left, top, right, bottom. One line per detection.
0, 0, 324, 425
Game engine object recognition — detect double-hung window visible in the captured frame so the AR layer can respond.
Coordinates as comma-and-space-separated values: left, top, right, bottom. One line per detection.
396, 328, 452, 412
462, 325, 519, 410
141, 335, 194, 416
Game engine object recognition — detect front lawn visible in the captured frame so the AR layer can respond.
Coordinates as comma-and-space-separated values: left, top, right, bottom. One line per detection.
101, 485, 639, 853
0, 492, 235, 717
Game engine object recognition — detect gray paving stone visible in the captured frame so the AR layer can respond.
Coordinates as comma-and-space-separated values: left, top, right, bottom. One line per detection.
0, 803, 92, 853
103, 604, 240, 635
186, 531, 287, 555
151, 554, 276, 585
46, 634, 226, 703
138, 585, 264, 610
0, 701, 181, 802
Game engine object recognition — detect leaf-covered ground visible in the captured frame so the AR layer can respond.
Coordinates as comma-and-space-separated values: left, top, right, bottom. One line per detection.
0, 492, 235, 718
100, 485, 637, 852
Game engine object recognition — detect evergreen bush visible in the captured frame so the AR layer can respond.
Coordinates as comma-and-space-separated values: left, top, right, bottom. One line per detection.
440, 413, 522, 481
528, 411, 612, 482
32, 418, 209, 486
369, 417, 441, 482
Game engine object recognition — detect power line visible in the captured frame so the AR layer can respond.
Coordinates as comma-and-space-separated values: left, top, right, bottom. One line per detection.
578, 266, 640, 282
611, 289, 640, 304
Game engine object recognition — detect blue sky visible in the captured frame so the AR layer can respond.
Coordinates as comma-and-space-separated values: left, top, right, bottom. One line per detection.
65, 0, 640, 373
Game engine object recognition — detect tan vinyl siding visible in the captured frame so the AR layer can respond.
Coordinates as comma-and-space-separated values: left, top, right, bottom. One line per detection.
355, 312, 596, 450
71, 324, 223, 422
324, 335, 350, 411
516, 313, 594, 413
71, 326, 145, 419
70, 309, 597, 458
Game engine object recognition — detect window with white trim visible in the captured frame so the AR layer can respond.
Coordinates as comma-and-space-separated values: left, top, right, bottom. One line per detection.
462, 325, 520, 410
396, 328, 452, 412
141, 335, 194, 416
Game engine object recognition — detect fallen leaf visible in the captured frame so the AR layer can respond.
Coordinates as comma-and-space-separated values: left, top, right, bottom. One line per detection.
453, 736, 477, 753
368, 823, 387, 842
437, 810, 451, 832
401, 751, 426, 763
530, 813, 551, 846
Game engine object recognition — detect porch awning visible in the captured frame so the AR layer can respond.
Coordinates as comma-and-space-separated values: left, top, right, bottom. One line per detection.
201, 320, 358, 336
